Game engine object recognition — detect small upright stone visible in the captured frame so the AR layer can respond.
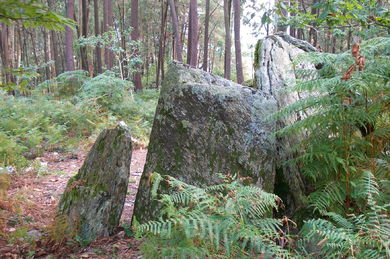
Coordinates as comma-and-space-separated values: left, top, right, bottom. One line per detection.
57, 122, 132, 241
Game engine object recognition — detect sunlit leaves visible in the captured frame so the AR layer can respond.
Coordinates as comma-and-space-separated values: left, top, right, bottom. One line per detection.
0, 0, 75, 30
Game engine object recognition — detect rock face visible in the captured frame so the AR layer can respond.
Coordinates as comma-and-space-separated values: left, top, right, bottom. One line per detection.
133, 62, 278, 223
58, 122, 132, 240
254, 32, 316, 215
133, 34, 316, 223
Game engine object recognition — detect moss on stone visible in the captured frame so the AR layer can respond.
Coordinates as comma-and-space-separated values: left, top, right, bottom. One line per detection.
254, 39, 263, 70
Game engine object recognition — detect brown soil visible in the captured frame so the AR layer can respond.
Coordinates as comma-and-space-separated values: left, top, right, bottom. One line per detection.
0, 144, 147, 258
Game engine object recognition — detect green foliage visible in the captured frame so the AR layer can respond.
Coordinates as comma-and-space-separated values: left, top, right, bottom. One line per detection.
77, 71, 132, 112
135, 173, 292, 258
0, 90, 100, 168
0, 0, 75, 29
272, 36, 390, 215
37, 70, 90, 98
276, 0, 390, 31
0, 70, 159, 168
298, 173, 390, 258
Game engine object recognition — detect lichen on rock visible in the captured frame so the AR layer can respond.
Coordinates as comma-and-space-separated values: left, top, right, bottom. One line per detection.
133, 62, 278, 223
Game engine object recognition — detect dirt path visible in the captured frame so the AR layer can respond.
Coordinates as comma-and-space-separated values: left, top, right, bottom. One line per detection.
1, 145, 147, 258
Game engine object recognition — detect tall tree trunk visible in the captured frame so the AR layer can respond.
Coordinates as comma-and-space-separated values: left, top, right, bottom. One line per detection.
130, 0, 143, 91
65, 0, 75, 71
107, 0, 114, 69
186, 0, 198, 67
80, 0, 89, 71
94, 0, 102, 74
0, 23, 11, 83
47, 0, 61, 75
223, 0, 232, 79
167, 0, 183, 62
309, 0, 318, 47
118, 0, 128, 78
156, 1, 168, 87
202, 0, 210, 71
103, 0, 113, 70
42, 29, 51, 80
233, 0, 243, 84
50, 32, 61, 75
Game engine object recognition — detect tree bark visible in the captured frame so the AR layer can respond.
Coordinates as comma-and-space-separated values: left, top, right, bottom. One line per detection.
94, 0, 102, 74
65, 0, 75, 71
167, 0, 183, 62
80, 0, 89, 71
202, 0, 210, 71
47, 0, 61, 75
309, 0, 318, 47
186, 0, 198, 67
0, 23, 12, 83
233, 0, 243, 84
42, 28, 51, 80
103, 0, 113, 70
223, 0, 232, 79
107, 0, 114, 69
156, 1, 168, 87
130, 0, 143, 91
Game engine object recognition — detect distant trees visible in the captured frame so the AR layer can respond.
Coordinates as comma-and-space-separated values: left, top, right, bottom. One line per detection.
0, 0, 259, 89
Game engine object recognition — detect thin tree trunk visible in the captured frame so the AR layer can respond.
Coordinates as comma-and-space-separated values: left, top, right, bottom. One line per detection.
80, 0, 89, 71
202, 0, 210, 71
94, 0, 102, 74
43, 29, 51, 80
186, 0, 198, 67
223, 0, 232, 79
107, 0, 114, 69
47, 0, 61, 75
103, 0, 113, 70
0, 23, 12, 83
309, 0, 318, 47
156, 2, 168, 87
167, 0, 183, 62
65, 0, 75, 71
103, 0, 108, 67
130, 0, 143, 91
233, 0, 243, 84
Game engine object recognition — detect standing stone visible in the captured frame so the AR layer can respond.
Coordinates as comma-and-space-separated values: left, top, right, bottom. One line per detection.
58, 122, 132, 240
133, 62, 278, 223
254, 32, 316, 215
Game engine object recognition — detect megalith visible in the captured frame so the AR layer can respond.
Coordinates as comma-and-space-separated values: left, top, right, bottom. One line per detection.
57, 122, 132, 240
133, 62, 278, 223
254, 32, 316, 215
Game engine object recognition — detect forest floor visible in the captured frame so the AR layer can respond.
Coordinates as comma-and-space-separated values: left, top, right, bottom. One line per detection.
0, 142, 147, 258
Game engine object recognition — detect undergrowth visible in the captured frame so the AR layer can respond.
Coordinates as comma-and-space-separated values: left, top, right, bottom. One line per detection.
135, 173, 293, 258
0, 70, 159, 169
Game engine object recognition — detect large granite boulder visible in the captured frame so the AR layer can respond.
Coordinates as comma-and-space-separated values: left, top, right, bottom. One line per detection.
133, 62, 278, 223
58, 122, 132, 240
254, 32, 316, 215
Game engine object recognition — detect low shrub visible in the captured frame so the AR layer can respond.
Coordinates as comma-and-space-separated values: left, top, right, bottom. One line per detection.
135, 173, 293, 258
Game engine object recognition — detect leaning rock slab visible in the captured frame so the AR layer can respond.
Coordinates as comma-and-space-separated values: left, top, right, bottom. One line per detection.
255, 33, 316, 215
133, 62, 277, 223
57, 122, 132, 240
